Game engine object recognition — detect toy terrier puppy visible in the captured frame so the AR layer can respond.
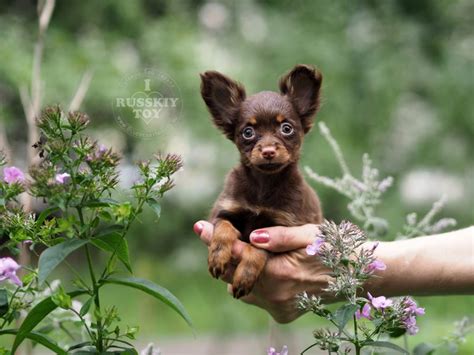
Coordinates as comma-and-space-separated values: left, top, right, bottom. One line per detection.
200, 64, 323, 298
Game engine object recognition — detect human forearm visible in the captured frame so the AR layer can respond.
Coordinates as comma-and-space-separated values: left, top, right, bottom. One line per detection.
365, 226, 474, 297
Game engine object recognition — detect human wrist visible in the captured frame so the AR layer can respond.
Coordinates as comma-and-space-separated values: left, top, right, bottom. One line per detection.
361, 240, 413, 297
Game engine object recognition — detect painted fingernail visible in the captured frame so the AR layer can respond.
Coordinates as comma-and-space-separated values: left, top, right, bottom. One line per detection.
250, 230, 269, 243
193, 222, 203, 235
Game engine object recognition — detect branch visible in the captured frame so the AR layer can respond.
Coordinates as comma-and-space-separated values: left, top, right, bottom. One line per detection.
69, 70, 93, 111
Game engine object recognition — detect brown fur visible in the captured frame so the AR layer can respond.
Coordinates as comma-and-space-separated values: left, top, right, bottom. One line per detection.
200, 64, 323, 298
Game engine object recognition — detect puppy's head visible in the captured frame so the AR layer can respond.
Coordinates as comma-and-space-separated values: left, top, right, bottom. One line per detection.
200, 65, 322, 174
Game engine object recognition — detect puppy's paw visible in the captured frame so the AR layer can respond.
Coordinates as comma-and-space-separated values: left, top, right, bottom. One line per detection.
231, 272, 257, 299
231, 245, 268, 298
208, 246, 232, 279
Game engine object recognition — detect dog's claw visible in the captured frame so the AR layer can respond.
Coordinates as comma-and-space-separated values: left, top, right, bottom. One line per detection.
209, 265, 224, 279
232, 285, 250, 299
208, 247, 231, 279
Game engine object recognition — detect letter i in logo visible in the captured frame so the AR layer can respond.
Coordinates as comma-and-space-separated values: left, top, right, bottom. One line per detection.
144, 79, 151, 92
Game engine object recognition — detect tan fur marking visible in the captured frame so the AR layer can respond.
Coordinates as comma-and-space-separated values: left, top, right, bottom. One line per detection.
276, 114, 285, 123
248, 116, 257, 125
218, 199, 242, 214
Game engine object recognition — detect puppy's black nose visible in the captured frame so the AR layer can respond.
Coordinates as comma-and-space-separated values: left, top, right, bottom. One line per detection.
262, 146, 276, 160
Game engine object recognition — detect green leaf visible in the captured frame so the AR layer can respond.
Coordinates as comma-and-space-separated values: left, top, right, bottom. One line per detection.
102, 276, 192, 328
413, 343, 437, 355
146, 198, 161, 218
0, 329, 67, 355
81, 198, 120, 208
364, 341, 409, 354
80, 297, 93, 317
91, 233, 132, 273
36, 206, 59, 225
0, 289, 8, 317
11, 290, 86, 353
38, 239, 89, 285
333, 303, 358, 331
94, 224, 124, 238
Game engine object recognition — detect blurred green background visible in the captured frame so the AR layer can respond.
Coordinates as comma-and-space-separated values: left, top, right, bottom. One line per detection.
0, 0, 473, 353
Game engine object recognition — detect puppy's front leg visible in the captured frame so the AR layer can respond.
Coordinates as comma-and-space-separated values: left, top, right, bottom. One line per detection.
232, 245, 268, 299
208, 219, 240, 279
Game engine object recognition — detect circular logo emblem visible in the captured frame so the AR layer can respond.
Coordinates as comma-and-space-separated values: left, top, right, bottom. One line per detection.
112, 68, 182, 138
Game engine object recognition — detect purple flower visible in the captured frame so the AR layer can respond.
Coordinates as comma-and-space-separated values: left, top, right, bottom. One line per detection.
98, 144, 108, 154
3, 166, 25, 184
55, 172, 71, 184
403, 315, 419, 335
404, 297, 425, 316
367, 292, 393, 310
267, 345, 288, 355
355, 303, 372, 320
306, 237, 324, 256
0, 257, 22, 286
366, 259, 387, 272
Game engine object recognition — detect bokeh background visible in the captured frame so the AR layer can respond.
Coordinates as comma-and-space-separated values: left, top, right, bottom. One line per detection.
0, 0, 473, 353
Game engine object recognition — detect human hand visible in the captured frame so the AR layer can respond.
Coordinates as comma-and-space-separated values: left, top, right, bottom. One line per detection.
193, 221, 333, 323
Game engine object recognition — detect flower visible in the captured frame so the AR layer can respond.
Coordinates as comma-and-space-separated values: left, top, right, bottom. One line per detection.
367, 292, 393, 310
267, 345, 288, 355
98, 144, 108, 153
3, 166, 25, 184
55, 172, 71, 184
0, 257, 22, 286
403, 297, 425, 316
355, 302, 371, 319
366, 259, 386, 272
402, 315, 419, 335
306, 237, 324, 256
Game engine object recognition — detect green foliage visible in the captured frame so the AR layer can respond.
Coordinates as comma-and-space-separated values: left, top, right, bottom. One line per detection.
38, 239, 89, 285
0, 107, 190, 353
102, 276, 192, 328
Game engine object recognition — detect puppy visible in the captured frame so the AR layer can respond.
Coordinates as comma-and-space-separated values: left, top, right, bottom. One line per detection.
200, 65, 323, 298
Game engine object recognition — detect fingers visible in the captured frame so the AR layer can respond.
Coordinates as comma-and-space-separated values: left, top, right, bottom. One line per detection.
193, 220, 213, 245
249, 224, 319, 252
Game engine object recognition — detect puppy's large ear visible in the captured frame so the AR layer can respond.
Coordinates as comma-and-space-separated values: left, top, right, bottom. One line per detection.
200, 71, 246, 140
279, 65, 322, 133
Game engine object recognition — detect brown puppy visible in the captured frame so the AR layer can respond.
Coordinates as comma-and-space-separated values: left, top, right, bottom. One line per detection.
200, 65, 323, 298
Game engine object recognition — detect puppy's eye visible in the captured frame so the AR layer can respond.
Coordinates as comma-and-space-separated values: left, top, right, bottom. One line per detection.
242, 127, 255, 140
280, 122, 294, 136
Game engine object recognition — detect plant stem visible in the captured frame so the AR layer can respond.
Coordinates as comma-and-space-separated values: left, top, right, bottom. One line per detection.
300, 342, 319, 354
99, 195, 147, 280
403, 334, 409, 351
85, 244, 103, 352
69, 307, 95, 341
353, 315, 361, 355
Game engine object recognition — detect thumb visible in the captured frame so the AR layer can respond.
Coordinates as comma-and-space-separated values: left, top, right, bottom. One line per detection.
249, 224, 319, 252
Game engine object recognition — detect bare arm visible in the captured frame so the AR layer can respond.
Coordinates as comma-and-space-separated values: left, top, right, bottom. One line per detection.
365, 226, 474, 297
